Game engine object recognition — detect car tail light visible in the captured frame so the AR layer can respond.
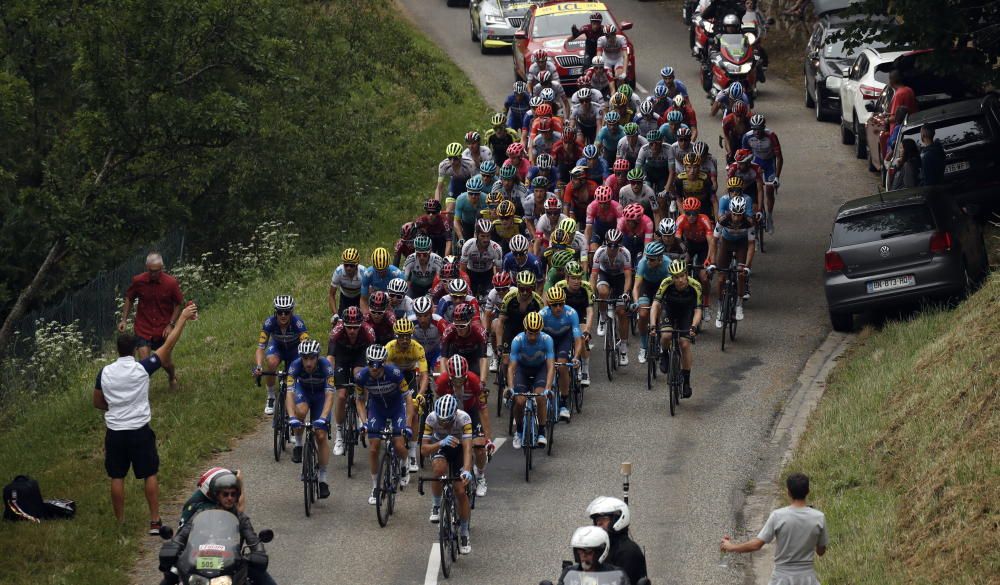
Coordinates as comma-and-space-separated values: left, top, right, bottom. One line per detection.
824, 251, 846, 272
860, 84, 881, 100
929, 231, 952, 253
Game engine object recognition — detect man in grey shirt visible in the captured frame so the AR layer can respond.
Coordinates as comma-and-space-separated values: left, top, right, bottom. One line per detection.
721, 472, 829, 584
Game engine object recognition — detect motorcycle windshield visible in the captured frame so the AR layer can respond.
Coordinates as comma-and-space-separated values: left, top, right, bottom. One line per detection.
177, 510, 240, 576
561, 569, 630, 585
719, 34, 749, 60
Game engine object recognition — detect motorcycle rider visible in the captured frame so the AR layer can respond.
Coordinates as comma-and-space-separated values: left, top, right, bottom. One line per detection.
556, 526, 629, 585
568, 12, 605, 64
587, 496, 649, 585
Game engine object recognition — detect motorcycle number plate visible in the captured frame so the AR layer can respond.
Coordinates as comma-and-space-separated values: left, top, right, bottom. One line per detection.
196, 556, 224, 570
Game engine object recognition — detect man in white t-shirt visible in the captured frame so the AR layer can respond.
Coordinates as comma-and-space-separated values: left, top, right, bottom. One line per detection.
93, 302, 197, 534
721, 472, 829, 584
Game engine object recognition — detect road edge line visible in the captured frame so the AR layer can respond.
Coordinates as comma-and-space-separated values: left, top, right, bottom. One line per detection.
424, 543, 441, 585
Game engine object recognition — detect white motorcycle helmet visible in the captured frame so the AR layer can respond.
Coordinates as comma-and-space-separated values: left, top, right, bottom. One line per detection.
570, 525, 610, 568
587, 496, 631, 533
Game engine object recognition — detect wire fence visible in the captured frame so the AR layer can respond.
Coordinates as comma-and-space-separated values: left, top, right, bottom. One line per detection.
5, 230, 186, 356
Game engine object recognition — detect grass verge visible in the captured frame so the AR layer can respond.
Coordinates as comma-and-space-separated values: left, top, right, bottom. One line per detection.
0, 2, 487, 584
780, 272, 999, 584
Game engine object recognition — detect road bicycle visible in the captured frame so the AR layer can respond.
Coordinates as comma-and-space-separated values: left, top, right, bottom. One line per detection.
373, 420, 405, 527
341, 382, 366, 478
658, 327, 693, 417
600, 296, 630, 382
507, 389, 548, 482
415, 373, 438, 469
256, 369, 289, 462
554, 358, 583, 417
714, 263, 745, 351
646, 327, 661, 390
417, 475, 469, 578
300, 421, 320, 517
495, 351, 508, 419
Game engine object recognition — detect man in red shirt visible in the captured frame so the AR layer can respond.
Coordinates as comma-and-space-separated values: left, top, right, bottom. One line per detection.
887, 70, 918, 137
119, 253, 185, 389
434, 354, 495, 496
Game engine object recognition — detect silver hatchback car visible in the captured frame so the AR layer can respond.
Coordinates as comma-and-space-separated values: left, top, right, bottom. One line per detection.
823, 188, 988, 331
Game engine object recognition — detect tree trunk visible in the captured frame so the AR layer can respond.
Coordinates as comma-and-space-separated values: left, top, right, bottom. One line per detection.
0, 239, 66, 362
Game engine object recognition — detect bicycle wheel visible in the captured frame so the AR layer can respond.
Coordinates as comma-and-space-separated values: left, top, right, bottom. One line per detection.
303, 433, 314, 516
729, 302, 739, 341
495, 362, 506, 418
438, 494, 453, 578
573, 370, 584, 413
375, 448, 391, 527
345, 409, 356, 478
387, 456, 398, 516
417, 407, 429, 469
756, 222, 765, 253
272, 405, 283, 463
670, 348, 682, 415
523, 415, 533, 482
279, 386, 290, 451
646, 338, 656, 390
605, 321, 615, 382
720, 290, 731, 352
448, 499, 460, 562
546, 399, 555, 456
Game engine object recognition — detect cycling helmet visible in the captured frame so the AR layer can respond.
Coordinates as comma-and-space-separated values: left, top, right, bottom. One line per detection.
604, 228, 623, 245
692, 141, 709, 158
618, 84, 632, 99
531, 175, 550, 189
393, 318, 415, 336
490, 112, 506, 126
644, 241, 665, 257
668, 258, 687, 276
496, 199, 516, 218
516, 270, 536, 287
610, 93, 628, 108
727, 176, 745, 191
485, 192, 503, 208
506, 142, 525, 158
492, 271, 513, 289
604, 110, 621, 124
550, 248, 574, 268
369, 291, 390, 312
592, 55, 605, 67
343, 305, 364, 326
657, 217, 677, 236
565, 260, 584, 277
413, 296, 433, 315
666, 110, 684, 123
623, 203, 644, 221
682, 152, 702, 166
546, 286, 566, 304
646, 129, 663, 143
523, 312, 543, 332
498, 165, 517, 182
612, 158, 630, 173
533, 49, 548, 63
371, 247, 390, 270
298, 339, 321, 357
660, 66, 675, 78
682, 197, 702, 212
535, 103, 553, 117
538, 70, 552, 85
535, 153, 553, 170
676, 126, 692, 139
448, 278, 469, 295
425, 198, 442, 213
445, 142, 463, 158
510, 234, 530, 253
365, 344, 388, 364
465, 131, 480, 144
480, 160, 497, 175
653, 84, 668, 98
570, 165, 588, 178
342, 248, 360, 264
540, 87, 556, 103
513, 81, 528, 94
583, 144, 599, 159
544, 196, 561, 212
401, 222, 419, 240
536, 118, 552, 133
627, 167, 645, 182
594, 185, 612, 203
453, 302, 476, 323
728, 81, 744, 99
557, 217, 578, 234
273, 295, 295, 311
735, 148, 753, 164
623, 122, 639, 136
729, 195, 748, 215
673, 94, 686, 108
638, 100, 653, 116
475, 218, 493, 234
750, 114, 766, 129
529, 96, 544, 108
732, 101, 749, 116
590, 12, 603, 22
466, 176, 484, 193
571, 526, 610, 565
446, 354, 468, 379
388, 278, 408, 295
577, 87, 593, 100
440, 263, 457, 279
434, 394, 459, 423
604, 24, 617, 35
551, 229, 572, 247
587, 496, 631, 533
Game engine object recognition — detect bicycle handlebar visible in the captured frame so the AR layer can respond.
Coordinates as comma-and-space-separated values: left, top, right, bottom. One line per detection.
253, 369, 287, 386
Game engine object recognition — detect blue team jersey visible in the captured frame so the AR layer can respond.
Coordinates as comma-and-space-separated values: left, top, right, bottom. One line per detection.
596, 126, 625, 155
575, 157, 610, 182
502, 252, 544, 280
287, 357, 335, 394
510, 331, 555, 368
655, 78, 689, 97
361, 265, 403, 296
356, 364, 409, 405
636, 256, 670, 285
527, 166, 560, 187
539, 305, 581, 339
257, 314, 309, 355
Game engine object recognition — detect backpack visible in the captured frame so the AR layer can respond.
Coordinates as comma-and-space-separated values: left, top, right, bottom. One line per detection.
3, 475, 76, 522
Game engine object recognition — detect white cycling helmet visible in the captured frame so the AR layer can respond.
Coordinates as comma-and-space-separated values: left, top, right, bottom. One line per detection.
570, 526, 610, 567
366, 344, 388, 364
434, 394, 459, 421
448, 278, 469, 295
298, 339, 321, 357
509, 234, 530, 253
413, 296, 433, 314
657, 217, 677, 236
730, 195, 749, 215
273, 295, 294, 311
387, 278, 408, 295
586, 496, 631, 533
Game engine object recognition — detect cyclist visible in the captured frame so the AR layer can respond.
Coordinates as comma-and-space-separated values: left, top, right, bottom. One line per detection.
619, 169, 661, 224
365, 291, 397, 346
637, 130, 672, 196
608, 92, 635, 129
540, 287, 583, 422
386, 318, 428, 473
520, 97, 545, 146
420, 394, 475, 554
436, 143, 477, 208
665, 126, 694, 196
741, 114, 781, 234
649, 259, 703, 398
590, 229, 633, 365
563, 166, 599, 223
483, 272, 512, 372
596, 112, 624, 168
618, 203, 653, 268
441, 303, 489, 383
710, 195, 755, 325
656, 217, 688, 260
673, 153, 716, 219
570, 87, 602, 144
584, 186, 623, 254
285, 339, 334, 498
543, 247, 575, 292
634, 100, 662, 137
479, 160, 499, 194
616, 123, 648, 169
403, 236, 444, 299
356, 345, 413, 505
604, 158, 631, 197
727, 148, 765, 210
534, 196, 568, 256
506, 312, 554, 450
658, 109, 688, 144
329, 248, 365, 319
460, 219, 503, 298
527, 154, 560, 192
598, 25, 628, 82
528, 103, 563, 145
720, 176, 758, 217
559, 217, 588, 268
415, 198, 452, 257
386, 278, 415, 320
502, 234, 544, 283
527, 49, 559, 93
436, 279, 482, 325
434, 355, 493, 496
486, 113, 520, 168
496, 271, 545, 377
655, 66, 689, 101
584, 56, 615, 98
666, 94, 699, 141
327, 306, 375, 457
676, 197, 717, 317
711, 81, 752, 117
490, 200, 532, 256
552, 261, 595, 385
553, 128, 585, 192
568, 11, 604, 64
692, 141, 720, 193
504, 144, 532, 184
587, 497, 649, 585
494, 164, 530, 213
410, 296, 446, 370
462, 130, 493, 169
578, 143, 610, 184
721, 101, 753, 163
360, 247, 403, 314
632, 241, 670, 364
530, 120, 562, 166
532, 72, 572, 118
523, 176, 552, 227
430, 262, 471, 306
503, 81, 532, 131
393, 222, 418, 268
254, 295, 309, 416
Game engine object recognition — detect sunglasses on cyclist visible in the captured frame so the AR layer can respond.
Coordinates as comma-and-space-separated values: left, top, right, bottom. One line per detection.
514, 251, 526, 257
367, 360, 385, 368
678, 137, 690, 142
396, 334, 411, 341
549, 302, 564, 308
389, 293, 404, 300
517, 286, 533, 293
454, 321, 470, 329
546, 209, 560, 214
449, 156, 461, 161
369, 310, 385, 316
629, 180, 643, 185
275, 310, 292, 316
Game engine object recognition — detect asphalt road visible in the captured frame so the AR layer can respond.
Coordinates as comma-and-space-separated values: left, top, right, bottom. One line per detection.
135, 2, 877, 584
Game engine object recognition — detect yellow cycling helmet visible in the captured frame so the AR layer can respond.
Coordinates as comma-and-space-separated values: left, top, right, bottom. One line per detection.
557, 217, 578, 234
683, 152, 701, 167
610, 92, 628, 107
371, 247, 390, 270
546, 286, 566, 304
445, 142, 463, 157
485, 191, 503, 207
516, 270, 536, 287
668, 258, 687, 276
393, 318, 415, 336
551, 228, 573, 247
342, 248, 360, 264
523, 312, 543, 332
726, 176, 745, 191
496, 199, 516, 218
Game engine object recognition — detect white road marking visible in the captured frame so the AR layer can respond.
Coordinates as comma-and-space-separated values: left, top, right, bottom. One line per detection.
424, 543, 441, 585
492, 437, 507, 452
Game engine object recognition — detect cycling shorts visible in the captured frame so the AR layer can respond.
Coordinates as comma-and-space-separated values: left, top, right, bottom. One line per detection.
637, 279, 662, 307
754, 158, 776, 183
716, 237, 750, 267
661, 306, 694, 335
687, 240, 710, 268
366, 397, 408, 439
469, 270, 493, 298
334, 366, 359, 388
293, 387, 329, 421
589, 219, 615, 244
265, 343, 297, 367
597, 271, 626, 298
433, 444, 465, 476
338, 293, 361, 312
425, 348, 441, 372
549, 331, 574, 361
514, 363, 546, 393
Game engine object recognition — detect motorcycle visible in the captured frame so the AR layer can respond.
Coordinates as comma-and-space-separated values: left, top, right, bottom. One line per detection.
158, 510, 274, 585
682, 0, 699, 25
707, 27, 760, 100
690, 14, 715, 64
540, 571, 651, 585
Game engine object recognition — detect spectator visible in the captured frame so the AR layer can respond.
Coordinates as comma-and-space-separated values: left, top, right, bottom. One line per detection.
919, 125, 946, 186
887, 69, 918, 137
94, 302, 197, 534
892, 138, 921, 190
720, 472, 828, 584
119, 252, 185, 390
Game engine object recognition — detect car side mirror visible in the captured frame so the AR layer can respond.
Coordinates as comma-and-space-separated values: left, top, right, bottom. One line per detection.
258, 529, 274, 543
515, 30, 526, 39
159, 525, 174, 540
620, 21, 633, 31
865, 101, 876, 112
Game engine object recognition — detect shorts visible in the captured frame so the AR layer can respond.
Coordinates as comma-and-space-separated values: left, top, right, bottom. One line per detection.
401, 370, 417, 391
424, 348, 442, 372
104, 424, 159, 479
339, 294, 361, 312
135, 335, 165, 351
687, 240, 710, 268
513, 363, 546, 393
265, 343, 297, 367
293, 387, 329, 420
716, 237, 750, 266
589, 219, 615, 245
597, 270, 626, 297
662, 303, 695, 333
432, 444, 466, 476
366, 396, 408, 439
578, 123, 597, 144
469, 270, 493, 298
334, 366, 359, 388
548, 331, 574, 361
754, 158, 777, 183
645, 168, 668, 192
501, 324, 523, 353
454, 344, 485, 366
637, 279, 662, 307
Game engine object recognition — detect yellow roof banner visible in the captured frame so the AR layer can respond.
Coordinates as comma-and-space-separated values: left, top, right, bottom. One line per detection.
535, 2, 607, 16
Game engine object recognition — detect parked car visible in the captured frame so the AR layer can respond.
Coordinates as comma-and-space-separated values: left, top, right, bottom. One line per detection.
839, 46, 908, 158
824, 188, 989, 332
513, 1, 635, 89
884, 94, 1000, 192
470, 0, 532, 54
863, 85, 893, 174
804, 15, 888, 122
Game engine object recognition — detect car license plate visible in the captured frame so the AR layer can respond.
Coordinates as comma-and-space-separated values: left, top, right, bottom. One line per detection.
567, 67, 583, 76
866, 274, 915, 293
944, 161, 970, 174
